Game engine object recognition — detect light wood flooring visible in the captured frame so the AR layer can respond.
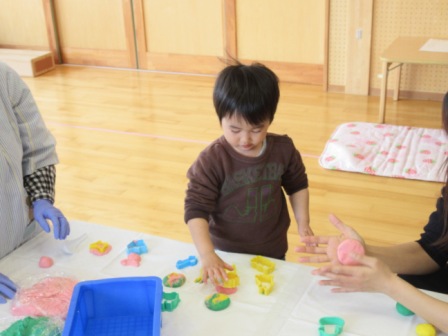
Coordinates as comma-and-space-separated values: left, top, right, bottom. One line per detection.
23, 65, 444, 263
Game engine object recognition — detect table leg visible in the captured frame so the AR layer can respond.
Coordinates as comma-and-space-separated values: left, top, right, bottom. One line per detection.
393, 63, 402, 101
378, 61, 389, 123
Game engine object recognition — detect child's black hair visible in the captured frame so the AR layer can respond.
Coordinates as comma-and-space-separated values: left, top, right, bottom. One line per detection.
213, 61, 280, 125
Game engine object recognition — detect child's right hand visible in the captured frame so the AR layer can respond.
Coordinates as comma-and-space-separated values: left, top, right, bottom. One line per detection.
200, 251, 233, 285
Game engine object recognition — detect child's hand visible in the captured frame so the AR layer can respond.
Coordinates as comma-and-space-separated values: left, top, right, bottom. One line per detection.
298, 224, 315, 246
200, 251, 233, 285
299, 225, 314, 237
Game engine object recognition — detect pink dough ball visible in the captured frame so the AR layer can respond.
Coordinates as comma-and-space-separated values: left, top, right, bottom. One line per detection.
39, 256, 54, 268
337, 239, 365, 265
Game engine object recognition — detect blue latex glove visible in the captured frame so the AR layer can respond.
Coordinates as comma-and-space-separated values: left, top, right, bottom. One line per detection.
0, 273, 16, 304
33, 199, 70, 240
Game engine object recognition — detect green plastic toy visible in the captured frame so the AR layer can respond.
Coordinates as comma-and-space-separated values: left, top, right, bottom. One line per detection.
161, 291, 181, 312
318, 316, 345, 336
396, 302, 415, 316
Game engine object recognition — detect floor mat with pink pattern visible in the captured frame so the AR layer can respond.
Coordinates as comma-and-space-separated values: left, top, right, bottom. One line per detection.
319, 122, 448, 182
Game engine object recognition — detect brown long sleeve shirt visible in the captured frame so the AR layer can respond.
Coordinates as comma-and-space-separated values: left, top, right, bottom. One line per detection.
184, 134, 308, 259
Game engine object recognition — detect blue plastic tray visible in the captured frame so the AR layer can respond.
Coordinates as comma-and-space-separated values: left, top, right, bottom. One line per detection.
63, 276, 162, 336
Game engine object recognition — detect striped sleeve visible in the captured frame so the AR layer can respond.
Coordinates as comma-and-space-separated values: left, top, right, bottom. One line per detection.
5, 62, 59, 175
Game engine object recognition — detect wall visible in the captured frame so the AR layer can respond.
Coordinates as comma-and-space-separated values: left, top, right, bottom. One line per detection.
0, 0, 48, 48
0, 0, 326, 85
135, 0, 326, 84
0, 0, 446, 98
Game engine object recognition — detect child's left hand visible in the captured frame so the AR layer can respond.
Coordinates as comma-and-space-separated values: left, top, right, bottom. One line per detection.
299, 225, 315, 246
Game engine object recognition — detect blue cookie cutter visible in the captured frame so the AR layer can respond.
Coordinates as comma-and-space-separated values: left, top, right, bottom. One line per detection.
176, 256, 198, 269
319, 317, 345, 336
126, 239, 148, 255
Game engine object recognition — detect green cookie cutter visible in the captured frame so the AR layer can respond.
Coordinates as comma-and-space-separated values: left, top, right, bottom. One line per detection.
318, 316, 345, 336
161, 291, 181, 312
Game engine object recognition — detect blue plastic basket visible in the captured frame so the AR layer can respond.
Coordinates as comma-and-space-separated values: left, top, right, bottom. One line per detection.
63, 276, 162, 336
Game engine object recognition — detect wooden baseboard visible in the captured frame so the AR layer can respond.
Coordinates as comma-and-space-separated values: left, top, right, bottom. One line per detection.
249, 60, 323, 85
369, 88, 445, 102
327, 84, 345, 93
0, 49, 55, 77
329, 85, 444, 102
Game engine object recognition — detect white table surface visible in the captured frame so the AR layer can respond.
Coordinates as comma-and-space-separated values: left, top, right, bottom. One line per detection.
0, 220, 447, 336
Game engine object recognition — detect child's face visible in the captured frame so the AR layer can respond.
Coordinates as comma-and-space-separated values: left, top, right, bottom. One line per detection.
221, 114, 271, 157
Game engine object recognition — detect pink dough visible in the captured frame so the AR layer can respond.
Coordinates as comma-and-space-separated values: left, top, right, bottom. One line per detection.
215, 285, 238, 295
337, 239, 365, 265
38, 256, 54, 268
11, 276, 77, 318
120, 253, 142, 267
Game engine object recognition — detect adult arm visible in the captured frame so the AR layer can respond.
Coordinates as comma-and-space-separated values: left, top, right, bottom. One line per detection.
313, 253, 448, 333
24, 165, 56, 203
23, 156, 70, 240
5, 62, 58, 175
367, 242, 439, 275
5, 63, 70, 240
387, 275, 448, 333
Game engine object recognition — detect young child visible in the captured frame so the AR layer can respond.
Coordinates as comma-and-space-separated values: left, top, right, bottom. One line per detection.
184, 61, 313, 284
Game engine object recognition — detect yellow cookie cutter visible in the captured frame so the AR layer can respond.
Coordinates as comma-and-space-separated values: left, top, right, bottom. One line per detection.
255, 274, 274, 295
251, 256, 275, 274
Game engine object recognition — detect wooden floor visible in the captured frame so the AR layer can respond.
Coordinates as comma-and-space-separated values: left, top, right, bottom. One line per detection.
23, 65, 444, 263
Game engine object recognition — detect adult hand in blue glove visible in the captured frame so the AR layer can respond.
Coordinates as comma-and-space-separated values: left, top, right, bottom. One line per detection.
0, 273, 16, 304
33, 199, 70, 240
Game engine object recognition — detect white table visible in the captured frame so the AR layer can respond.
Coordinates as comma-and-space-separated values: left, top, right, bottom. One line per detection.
0, 221, 447, 336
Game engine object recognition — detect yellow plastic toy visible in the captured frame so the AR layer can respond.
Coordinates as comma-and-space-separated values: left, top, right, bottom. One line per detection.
255, 274, 274, 295
89, 240, 112, 256
251, 256, 275, 274
222, 265, 239, 288
211, 265, 240, 294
